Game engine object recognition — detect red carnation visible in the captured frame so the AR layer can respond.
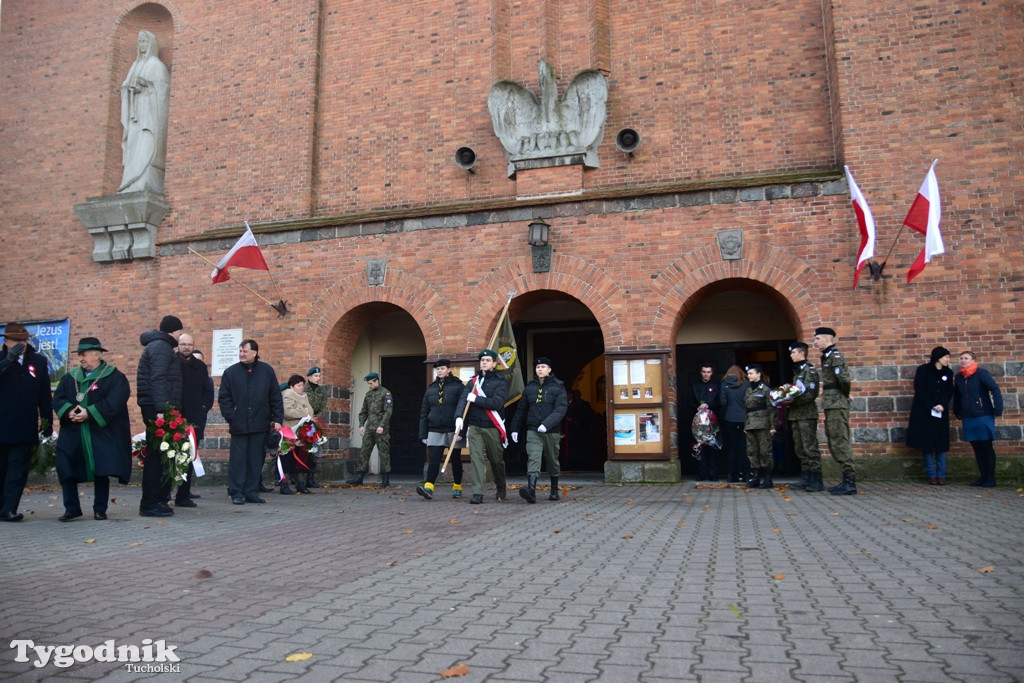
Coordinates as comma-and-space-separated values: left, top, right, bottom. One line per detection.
155, 418, 165, 427
155, 429, 166, 438
172, 432, 183, 442
169, 420, 180, 429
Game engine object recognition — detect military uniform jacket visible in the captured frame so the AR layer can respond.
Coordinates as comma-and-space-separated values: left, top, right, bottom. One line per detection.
743, 381, 777, 431
305, 382, 327, 417
820, 344, 851, 410
788, 360, 820, 421
359, 385, 393, 430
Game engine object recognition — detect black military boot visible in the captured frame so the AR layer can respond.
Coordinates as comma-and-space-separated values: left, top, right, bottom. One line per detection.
496, 484, 507, 501
829, 474, 857, 496
345, 472, 364, 486
548, 477, 559, 501
279, 480, 294, 495
746, 468, 762, 488
306, 474, 320, 489
379, 473, 390, 488
295, 477, 311, 494
804, 471, 824, 492
519, 475, 537, 504
759, 469, 774, 489
791, 471, 809, 490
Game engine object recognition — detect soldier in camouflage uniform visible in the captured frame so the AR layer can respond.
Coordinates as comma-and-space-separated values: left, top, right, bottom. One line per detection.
743, 364, 777, 489
346, 372, 393, 487
814, 327, 857, 495
303, 367, 327, 488
787, 342, 823, 492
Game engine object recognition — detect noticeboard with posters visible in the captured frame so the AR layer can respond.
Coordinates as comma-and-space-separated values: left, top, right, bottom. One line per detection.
607, 351, 670, 459
0, 318, 70, 389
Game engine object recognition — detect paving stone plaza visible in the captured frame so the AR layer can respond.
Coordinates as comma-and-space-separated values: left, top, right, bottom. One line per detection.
1, 479, 1022, 681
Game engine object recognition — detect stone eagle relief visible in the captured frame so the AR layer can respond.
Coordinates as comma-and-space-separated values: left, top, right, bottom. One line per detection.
488, 60, 608, 176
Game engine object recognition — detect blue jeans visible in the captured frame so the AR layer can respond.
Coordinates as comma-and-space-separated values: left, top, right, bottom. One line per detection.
922, 451, 947, 479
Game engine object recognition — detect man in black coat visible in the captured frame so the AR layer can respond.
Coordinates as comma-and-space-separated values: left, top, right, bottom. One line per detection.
511, 357, 568, 503
0, 323, 53, 522
136, 315, 184, 517
172, 333, 214, 507
688, 362, 723, 481
218, 339, 283, 505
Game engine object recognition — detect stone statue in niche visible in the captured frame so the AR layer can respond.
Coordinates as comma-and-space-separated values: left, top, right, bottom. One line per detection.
488, 60, 608, 175
717, 229, 743, 261
366, 258, 387, 286
118, 30, 170, 194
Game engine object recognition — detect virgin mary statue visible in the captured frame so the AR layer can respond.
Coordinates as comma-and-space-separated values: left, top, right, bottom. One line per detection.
118, 30, 170, 194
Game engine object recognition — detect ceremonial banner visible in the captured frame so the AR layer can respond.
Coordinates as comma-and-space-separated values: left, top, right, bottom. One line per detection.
495, 312, 524, 406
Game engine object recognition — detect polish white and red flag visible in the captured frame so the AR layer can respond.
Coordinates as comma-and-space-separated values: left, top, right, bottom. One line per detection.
210, 224, 269, 283
844, 166, 876, 287
905, 160, 944, 283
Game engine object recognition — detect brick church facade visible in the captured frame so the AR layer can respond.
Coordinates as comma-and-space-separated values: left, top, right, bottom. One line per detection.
1, 1, 1020, 481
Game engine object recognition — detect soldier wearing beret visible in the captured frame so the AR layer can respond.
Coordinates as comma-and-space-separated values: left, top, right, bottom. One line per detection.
416, 359, 466, 500
787, 342, 823, 492
511, 356, 568, 503
454, 349, 509, 505
347, 372, 393, 487
303, 366, 327, 488
814, 327, 857, 495
743, 364, 777, 489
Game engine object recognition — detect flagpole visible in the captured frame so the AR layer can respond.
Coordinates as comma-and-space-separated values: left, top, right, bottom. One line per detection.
878, 222, 908, 273
244, 221, 288, 305
187, 247, 278, 307
440, 290, 517, 474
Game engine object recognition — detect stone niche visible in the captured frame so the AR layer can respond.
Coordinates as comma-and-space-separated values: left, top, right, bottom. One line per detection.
74, 190, 169, 262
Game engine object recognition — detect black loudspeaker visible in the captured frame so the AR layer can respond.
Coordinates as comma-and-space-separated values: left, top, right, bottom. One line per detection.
615, 128, 640, 155
455, 147, 477, 173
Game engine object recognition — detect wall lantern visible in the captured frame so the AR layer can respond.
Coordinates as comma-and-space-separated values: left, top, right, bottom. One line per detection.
528, 219, 552, 272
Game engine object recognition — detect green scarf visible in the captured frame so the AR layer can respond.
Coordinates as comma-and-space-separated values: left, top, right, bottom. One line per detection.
69, 361, 116, 482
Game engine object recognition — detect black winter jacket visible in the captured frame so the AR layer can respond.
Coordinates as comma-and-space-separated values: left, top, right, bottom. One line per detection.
455, 371, 508, 428
218, 359, 284, 435
180, 355, 215, 438
905, 362, 955, 452
511, 375, 568, 433
0, 345, 53, 444
136, 330, 182, 410
419, 375, 465, 438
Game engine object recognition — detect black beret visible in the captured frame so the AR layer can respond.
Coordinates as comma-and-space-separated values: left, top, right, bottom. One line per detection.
789, 342, 809, 352
478, 349, 498, 360
433, 358, 452, 368
307, 366, 322, 376
814, 327, 836, 337
534, 356, 553, 368
364, 372, 380, 381
745, 363, 764, 373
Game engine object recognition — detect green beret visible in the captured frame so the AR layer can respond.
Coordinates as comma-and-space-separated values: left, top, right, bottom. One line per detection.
364, 372, 380, 381
478, 349, 498, 360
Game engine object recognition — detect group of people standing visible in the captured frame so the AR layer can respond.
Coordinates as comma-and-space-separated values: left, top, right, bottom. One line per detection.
689, 327, 1005, 493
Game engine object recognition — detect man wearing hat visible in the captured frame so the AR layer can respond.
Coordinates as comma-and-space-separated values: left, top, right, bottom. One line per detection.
0, 323, 53, 522
416, 359, 466, 500
787, 341, 823, 492
303, 366, 327, 488
454, 349, 509, 504
136, 315, 184, 516
743, 363, 777, 489
814, 327, 857, 495
347, 372, 393, 487
511, 357, 568, 503
53, 338, 132, 521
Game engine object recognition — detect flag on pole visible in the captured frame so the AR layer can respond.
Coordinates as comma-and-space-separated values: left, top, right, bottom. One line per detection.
495, 309, 524, 406
844, 166, 877, 287
905, 160, 943, 282
211, 225, 269, 283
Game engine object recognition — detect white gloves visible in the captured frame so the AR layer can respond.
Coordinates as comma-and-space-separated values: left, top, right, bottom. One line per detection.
455, 417, 464, 432
466, 393, 477, 403
537, 424, 547, 433
511, 432, 519, 443
422, 438, 427, 445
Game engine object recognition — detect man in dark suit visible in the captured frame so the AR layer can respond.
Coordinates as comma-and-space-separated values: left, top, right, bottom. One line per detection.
688, 362, 723, 481
0, 323, 53, 522
173, 333, 214, 507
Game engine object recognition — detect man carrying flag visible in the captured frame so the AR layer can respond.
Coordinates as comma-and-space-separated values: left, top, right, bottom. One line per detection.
454, 349, 509, 505
210, 226, 269, 283
905, 160, 943, 282
844, 166, 876, 287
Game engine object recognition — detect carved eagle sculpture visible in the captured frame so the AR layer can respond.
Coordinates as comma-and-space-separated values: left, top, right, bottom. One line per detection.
488, 60, 608, 173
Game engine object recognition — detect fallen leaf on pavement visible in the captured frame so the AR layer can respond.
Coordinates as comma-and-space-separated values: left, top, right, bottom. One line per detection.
285, 652, 313, 662
622, 535, 633, 539
977, 565, 995, 574
901, 518, 913, 522
441, 663, 470, 677
727, 604, 741, 617
85, 539, 96, 544
194, 570, 213, 580
402, 530, 414, 534
626, 499, 633, 505
771, 528, 781, 533
387, 561, 398, 567
782, 497, 792, 502
677, 523, 687, 527
553, 529, 562, 534
924, 525, 937, 530
774, 573, 784, 580
130, 542, 143, 547
450, 519, 460, 525
156, 521, 167, 526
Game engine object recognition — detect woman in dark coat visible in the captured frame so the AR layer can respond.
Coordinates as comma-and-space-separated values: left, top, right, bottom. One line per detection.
906, 346, 955, 485
53, 338, 132, 521
718, 365, 750, 483
953, 350, 1003, 487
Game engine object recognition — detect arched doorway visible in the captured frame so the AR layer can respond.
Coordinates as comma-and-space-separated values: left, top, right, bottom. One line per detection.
675, 280, 799, 478
509, 291, 607, 474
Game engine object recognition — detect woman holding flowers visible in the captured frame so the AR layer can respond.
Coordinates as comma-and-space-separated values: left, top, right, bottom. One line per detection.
281, 374, 315, 494
53, 338, 132, 521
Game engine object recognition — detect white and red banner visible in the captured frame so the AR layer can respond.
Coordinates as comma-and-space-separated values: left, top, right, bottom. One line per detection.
471, 377, 508, 446
210, 225, 269, 284
844, 166, 877, 287
904, 160, 944, 282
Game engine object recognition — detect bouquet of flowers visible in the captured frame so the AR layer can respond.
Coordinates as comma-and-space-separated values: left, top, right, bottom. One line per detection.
29, 419, 59, 478
295, 416, 328, 455
691, 406, 721, 459
147, 404, 194, 485
769, 380, 805, 407
131, 432, 147, 469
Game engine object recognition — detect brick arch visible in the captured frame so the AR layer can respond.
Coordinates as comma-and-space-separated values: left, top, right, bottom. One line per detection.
650, 240, 821, 344
306, 268, 443, 365
465, 254, 625, 351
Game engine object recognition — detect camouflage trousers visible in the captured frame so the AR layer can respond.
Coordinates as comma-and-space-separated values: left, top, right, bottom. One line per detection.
790, 418, 821, 473
746, 428, 773, 469
824, 408, 855, 476
358, 430, 390, 474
